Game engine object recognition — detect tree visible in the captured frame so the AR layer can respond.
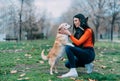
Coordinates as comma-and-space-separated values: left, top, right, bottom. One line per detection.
107, 0, 120, 41
37, 11, 52, 39
19, 0, 38, 40
19, 0, 24, 40
0, 4, 18, 39
86, 0, 107, 41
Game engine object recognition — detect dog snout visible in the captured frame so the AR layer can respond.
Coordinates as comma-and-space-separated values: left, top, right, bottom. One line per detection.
68, 25, 72, 29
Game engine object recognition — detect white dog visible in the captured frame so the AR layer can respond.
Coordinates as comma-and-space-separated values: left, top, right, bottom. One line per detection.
41, 23, 74, 75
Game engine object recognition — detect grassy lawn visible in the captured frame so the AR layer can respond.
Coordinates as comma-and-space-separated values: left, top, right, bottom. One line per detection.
0, 39, 120, 81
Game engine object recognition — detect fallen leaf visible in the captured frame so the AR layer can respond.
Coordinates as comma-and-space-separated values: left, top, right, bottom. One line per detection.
113, 58, 117, 61
17, 78, 23, 80
24, 77, 30, 80
100, 51, 104, 54
70, 77, 83, 81
103, 48, 107, 51
39, 60, 44, 64
28, 56, 32, 58
70, 77, 76, 80
26, 67, 30, 70
99, 54, 103, 57
10, 70, 17, 74
48, 80, 52, 81
25, 54, 29, 56
94, 59, 103, 62
75, 79, 83, 81
101, 65, 107, 69
110, 69, 115, 71
25, 54, 31, 57
20, 73, 26, 77
16, 58, 21, 60
97, 47, 101, 49
109, 61, 113, 63
31, 48, 35, 51
88, 78, 96, 81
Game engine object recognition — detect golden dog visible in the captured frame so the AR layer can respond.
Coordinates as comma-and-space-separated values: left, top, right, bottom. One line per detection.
41, 23, 74, 75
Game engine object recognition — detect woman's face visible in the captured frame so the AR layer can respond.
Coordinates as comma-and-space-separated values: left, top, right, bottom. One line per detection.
73, 18, 80, 28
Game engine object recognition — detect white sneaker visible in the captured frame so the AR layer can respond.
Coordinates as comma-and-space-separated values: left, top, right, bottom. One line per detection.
85, 63, 94, 74
59, 68, 78, 78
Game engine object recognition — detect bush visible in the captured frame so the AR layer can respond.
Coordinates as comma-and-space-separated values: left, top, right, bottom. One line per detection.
27, 33, 44, 40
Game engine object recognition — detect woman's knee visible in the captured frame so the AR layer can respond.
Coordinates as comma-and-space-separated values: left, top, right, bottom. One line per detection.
65, 45, 72, 52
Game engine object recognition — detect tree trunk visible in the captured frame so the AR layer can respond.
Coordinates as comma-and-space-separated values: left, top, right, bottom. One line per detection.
19, 0, 24, 41
110, 13, 115, 41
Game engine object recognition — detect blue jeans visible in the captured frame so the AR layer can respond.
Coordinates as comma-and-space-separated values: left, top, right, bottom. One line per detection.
65, 45, 95, 68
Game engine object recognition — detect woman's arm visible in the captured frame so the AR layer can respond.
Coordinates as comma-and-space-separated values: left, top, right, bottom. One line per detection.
59, 28, 92, 46
69, 29, 91, 46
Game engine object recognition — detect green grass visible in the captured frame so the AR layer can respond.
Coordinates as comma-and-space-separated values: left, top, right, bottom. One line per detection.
0, 39, 120, 81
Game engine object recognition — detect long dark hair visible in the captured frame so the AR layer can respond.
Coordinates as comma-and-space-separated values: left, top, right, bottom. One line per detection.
73, 13, 95, 45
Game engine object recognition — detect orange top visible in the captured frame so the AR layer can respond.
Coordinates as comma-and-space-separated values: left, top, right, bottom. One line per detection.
70, 28, 94, 47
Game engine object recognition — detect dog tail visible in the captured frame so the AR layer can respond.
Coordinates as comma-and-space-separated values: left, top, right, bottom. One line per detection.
41, 49, 48, 60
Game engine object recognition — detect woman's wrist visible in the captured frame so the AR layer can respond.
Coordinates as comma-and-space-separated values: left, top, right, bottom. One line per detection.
68, 34, 71, 37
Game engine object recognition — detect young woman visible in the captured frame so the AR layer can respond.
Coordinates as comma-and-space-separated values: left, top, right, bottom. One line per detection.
58, 13, 95, 78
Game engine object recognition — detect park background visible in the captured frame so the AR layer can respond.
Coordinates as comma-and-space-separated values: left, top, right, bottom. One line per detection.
0, 0, 120, 42
0, 0, 120, 81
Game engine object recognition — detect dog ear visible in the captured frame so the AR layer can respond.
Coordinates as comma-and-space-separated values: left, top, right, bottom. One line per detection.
58, 27, 62, 31
58, 26, 62, 31
86, 17, 88, 22
58, 26, 65, 32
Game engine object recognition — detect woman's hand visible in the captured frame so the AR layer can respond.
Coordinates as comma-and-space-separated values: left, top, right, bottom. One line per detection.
59, 28, 71, 36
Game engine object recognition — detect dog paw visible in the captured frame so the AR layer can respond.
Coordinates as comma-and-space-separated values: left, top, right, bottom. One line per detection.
55, 71, 58, 74
50, 72, 53, 75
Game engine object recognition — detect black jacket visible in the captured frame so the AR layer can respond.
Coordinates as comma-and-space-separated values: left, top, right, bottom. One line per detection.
73, 27, 84, 48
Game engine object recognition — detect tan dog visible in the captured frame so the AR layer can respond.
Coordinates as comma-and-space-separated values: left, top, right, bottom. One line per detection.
41, 23, 74, 75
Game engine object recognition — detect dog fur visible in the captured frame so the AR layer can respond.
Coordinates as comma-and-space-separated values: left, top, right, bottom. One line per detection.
41, 23, 74, 75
